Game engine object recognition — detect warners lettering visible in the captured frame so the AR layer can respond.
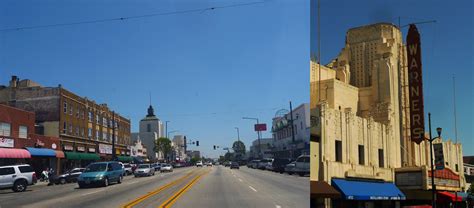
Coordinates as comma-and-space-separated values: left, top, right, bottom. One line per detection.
406, 24, 425, 144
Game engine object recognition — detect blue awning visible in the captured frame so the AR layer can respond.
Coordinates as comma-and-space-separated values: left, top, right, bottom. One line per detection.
25, 147, 56, 157
332, 179, 406, 200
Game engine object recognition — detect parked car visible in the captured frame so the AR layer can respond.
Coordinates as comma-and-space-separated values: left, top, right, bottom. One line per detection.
272, 158, 292, 173
248, 160, 260, 169
151, 163, 161, 171
285, 161, 296, 175
265, 162, 274, 171
257, 158, 273, 170
224, 161, 231, 167
161, 164, 173, 172
134, 164, 155, 177
196, 161, 203, 167
293, 155, 310, 176
77, 161, 124, 188
54, 168, 85, 184
206, 162, 212, 167
230, 162, 240, 169
123, 163, 133, 175
0, 164, 37, 192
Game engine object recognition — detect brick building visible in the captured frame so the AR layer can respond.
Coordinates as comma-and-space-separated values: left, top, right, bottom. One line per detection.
0, 76, 132, 170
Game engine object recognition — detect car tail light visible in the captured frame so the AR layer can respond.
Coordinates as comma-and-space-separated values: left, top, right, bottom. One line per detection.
32, 173, 37, 183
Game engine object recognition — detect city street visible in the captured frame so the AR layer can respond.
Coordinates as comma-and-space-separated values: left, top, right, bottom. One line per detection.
0, 166, 309, 208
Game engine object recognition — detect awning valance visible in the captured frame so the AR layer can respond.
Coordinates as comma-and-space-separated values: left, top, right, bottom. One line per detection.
311, 180, 341, 199
25, 147, 56, 157
55, 151, 65, 158
0, 148, 31, 159
65, 152, 100, 160
437, 191, 463, 202
117, 156, 133, 162
332, 179, 406, 200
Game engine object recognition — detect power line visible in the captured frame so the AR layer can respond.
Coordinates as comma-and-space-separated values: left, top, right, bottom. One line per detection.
0, 1, 265, 32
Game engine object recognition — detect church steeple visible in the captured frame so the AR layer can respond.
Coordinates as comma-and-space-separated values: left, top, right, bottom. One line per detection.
147, 105, 155, 117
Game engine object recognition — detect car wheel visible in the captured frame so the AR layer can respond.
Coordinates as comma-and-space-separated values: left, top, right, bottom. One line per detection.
288, 172, 293, 175
103, 178, 109, 187
59, 178, 67, 184
118, 176, 122, 184
12, 180, 28, 192
153, 172, 155, 176
298, 173, 305, 177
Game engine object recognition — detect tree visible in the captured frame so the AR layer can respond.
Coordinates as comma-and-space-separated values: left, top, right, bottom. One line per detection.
190, 157, 200, 164
468, 183, 474, 195
224, 152, 234, 161
154, 137, 172, 162
232, 141, 246, 161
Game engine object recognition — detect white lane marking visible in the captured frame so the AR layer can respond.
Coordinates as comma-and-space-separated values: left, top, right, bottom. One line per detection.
80, 189, 102, 196
248, 186, 257, 192
276, 205, 282, 208
238, 178, 243, 182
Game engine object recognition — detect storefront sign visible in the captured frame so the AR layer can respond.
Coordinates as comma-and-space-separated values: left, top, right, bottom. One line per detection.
433, 143, 445, 170
77, 146, 85, 152
395, 172, 423, 188
99, 143, 112, 154
0, 137, 14, 148
255, 124, 267, 131
88, 147, 96, 153
64, 145, 74, 151
52, 143, 57, 149
406, 24, 425, 144
35, 139, 45, 147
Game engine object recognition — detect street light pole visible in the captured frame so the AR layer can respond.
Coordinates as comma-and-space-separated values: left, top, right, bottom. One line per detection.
235, 127, 240, 142
242, 117, 261, 159
289, 101, 296, 159
165, 121, 170, 139
428, 113, 442, 208
112, 111, 116, 161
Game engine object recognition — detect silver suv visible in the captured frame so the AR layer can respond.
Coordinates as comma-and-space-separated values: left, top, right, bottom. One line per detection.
293, 155, 310, 176
0, 164, 37, 192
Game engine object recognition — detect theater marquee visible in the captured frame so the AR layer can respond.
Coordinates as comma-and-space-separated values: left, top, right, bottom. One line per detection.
406, 24, 425, 144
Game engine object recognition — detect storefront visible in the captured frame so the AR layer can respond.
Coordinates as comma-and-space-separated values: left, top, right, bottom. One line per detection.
25, 147, 58, 176
311, 180, 341, 208
63, 151, 100, 170
0, 147, 31, 166
330, 178, 405, 208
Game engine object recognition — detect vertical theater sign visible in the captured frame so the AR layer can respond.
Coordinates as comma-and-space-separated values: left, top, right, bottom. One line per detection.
407, 24, 425, 144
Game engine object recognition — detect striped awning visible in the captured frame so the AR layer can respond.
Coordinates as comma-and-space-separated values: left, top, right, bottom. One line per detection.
55, 150, 65, 158
0, 148, 31, 158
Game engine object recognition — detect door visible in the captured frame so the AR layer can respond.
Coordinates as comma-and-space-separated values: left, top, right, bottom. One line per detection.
0, 167, 16, 188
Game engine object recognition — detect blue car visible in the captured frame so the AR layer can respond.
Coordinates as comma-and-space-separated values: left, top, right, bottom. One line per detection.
77, 161, 124, 188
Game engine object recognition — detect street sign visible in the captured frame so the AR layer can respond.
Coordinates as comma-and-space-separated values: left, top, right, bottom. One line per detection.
254, 124, 267, 131
433, 143, 445, 170
406, 24, 426, 144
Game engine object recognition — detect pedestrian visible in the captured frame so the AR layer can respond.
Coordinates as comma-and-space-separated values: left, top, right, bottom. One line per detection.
47, 167, 56, 186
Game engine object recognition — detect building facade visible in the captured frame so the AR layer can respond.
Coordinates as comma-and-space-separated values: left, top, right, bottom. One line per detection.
0, 76, 132, 171
172, 135, 187, 162
131, 105, 165, 161
249, 138, 273, 159
271, 103, 310, 159
310, 23, 466, 207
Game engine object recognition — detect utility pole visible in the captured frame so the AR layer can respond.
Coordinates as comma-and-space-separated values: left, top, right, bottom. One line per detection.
112, 111, 116, 161
428, 113, 436, 208
165, 121, 170, 138
235, 127, 240, 142
289, 101, 296, 159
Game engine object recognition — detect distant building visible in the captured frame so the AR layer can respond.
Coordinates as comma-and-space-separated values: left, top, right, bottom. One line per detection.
186, 150, 201, 159
0, 76, 131, 170
131, 105, 164, 161
249, 138, 273, 159
130, 136, 147, 159
271, 103, 310, 159
172, 135, 186, 162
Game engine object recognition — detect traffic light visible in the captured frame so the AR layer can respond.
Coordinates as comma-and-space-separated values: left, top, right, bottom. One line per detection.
196, 141, 199, 146
213, 145, 216, 150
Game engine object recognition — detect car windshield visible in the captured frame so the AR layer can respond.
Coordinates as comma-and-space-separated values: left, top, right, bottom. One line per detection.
84, 164, 107, 172
138, 164, 149, 169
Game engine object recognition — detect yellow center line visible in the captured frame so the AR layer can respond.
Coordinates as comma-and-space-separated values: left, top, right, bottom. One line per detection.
121, 170, 196, 208
158, 170, 211, 208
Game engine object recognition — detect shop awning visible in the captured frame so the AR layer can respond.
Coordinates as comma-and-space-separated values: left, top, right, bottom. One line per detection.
0, 148, 31, 158
132, 156, 144, 163
64, 152, 100, 161
332, 179, 406, 200
55, 151, 65, 158
311, 180, 341, 199
437, 191, 463, 202
117, 156, 133, 162
25, 147, 56, 157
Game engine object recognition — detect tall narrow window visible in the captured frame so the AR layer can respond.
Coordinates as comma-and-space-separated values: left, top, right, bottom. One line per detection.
63, 122, 67, 134
358, 145, 365, 165
335, 140, 342, 162
378, 149, 384, 168
63, 102, 68, 113
147, 124, 151, 132
19, 126, 28, 139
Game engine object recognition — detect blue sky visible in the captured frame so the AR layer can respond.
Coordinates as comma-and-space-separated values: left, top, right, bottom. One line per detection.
311, 0, 473, 155
0, 0, 309, 158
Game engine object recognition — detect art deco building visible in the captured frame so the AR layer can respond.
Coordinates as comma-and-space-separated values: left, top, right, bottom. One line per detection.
310, 23, 466, 207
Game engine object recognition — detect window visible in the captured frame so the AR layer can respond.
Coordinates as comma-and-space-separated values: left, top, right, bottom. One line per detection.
63, 102, 68, 113
0, 122, 11, 136
300, 121, 303, 130
335, 140, 342, 162
63, 122, 67, 134
19, 125, 28, 139
96, 114, 100, 124
89, 112, 93, 122
96, 131, 99, 140
18, 166, 34, 173
69, 105, 73, 115
358, 145, 365, 165
69, 124, 73, 134
75, 126, 79, 136
103, 117, 107, 126
0, 167, 15, 176
455, 164, 459, 172
294, 124, 297, 135
378, 149, 384, 168
76, 108, 80, 118
88, 128, 92, 138
147, 124, 151, 132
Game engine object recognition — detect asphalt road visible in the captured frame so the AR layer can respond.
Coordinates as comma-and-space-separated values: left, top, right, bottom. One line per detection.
0, 166, 309, 208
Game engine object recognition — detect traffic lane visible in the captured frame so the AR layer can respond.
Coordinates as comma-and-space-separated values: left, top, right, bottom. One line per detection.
0, 167, 193, 208
130, 168, 208, 208
230, 166, 309, 208
25, 167, 195, 208
172, 166, 278, 208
